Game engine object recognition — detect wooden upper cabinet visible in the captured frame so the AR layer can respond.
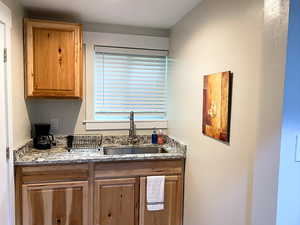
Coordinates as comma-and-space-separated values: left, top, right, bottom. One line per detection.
24, 19, 83, 98
139, 175, 183, 225
22, 181, 88, 225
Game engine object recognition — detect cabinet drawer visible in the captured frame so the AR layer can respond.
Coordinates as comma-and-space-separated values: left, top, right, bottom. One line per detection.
94, 160, 184, 179
18, 164, 89, 184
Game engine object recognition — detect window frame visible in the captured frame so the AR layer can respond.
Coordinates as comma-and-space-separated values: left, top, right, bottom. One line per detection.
83, 32, 169, 130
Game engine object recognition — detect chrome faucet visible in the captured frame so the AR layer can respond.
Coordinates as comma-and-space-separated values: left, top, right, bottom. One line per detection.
128, 111, 138, 144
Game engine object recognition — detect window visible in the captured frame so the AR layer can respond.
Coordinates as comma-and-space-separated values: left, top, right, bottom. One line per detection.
94, 46, 168, 121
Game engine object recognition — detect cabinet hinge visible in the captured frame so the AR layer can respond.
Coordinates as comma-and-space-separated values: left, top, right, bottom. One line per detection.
3, 48, 7, 63
6, 147, 10, 160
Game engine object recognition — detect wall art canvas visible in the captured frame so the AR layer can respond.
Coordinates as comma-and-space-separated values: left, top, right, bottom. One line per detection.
202, 71, 232, 143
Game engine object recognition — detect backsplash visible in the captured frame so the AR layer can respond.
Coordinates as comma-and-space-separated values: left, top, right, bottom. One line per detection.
102, 135, 152, 145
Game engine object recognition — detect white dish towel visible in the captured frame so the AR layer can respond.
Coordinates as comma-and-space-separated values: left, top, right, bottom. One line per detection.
147, 176, 165, 211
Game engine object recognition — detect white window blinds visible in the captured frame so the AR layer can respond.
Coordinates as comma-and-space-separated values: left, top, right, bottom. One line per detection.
94, 46, 168, 121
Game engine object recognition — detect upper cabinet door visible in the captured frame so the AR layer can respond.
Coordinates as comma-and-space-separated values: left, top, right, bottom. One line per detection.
24, 19, 83, 99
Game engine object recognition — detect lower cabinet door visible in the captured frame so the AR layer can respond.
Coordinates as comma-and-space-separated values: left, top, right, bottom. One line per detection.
22, 181, 89, 225
139, 175, 183, 225
94, 178, 139, 225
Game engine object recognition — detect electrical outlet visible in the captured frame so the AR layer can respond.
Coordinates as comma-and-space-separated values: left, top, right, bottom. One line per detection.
50, 118, 59, 132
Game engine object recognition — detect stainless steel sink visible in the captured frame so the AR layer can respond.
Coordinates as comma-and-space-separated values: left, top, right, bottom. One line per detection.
103, 146, 168, 155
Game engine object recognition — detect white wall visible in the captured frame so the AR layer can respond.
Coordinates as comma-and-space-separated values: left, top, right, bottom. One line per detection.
168, 0, 288, 225
0, 0, 31, 148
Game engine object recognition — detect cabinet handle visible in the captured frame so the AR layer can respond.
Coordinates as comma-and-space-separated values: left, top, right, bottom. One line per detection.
58, 48, 63, 66
58, 56, 63, 67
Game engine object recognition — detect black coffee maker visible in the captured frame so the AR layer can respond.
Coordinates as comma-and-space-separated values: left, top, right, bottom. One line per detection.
33, 124, 55, 150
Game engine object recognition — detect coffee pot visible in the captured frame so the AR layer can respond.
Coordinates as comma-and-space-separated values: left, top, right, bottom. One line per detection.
33, 124, 55, 150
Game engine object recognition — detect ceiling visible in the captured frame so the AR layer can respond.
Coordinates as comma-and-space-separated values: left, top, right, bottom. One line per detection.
20, 0, 202, 29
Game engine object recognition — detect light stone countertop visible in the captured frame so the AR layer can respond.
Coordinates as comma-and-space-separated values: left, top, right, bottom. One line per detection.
14, 136, 186, 166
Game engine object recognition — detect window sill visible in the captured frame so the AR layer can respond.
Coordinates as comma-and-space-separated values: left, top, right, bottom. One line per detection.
83, 120, 168, 131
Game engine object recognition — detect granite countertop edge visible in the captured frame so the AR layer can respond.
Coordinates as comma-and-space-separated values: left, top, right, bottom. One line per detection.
14, 136, 187, 166
14, 153, 185, 166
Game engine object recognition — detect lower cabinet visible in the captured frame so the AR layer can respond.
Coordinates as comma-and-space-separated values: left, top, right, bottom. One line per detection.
22, 181, 89, 225
94, 178, 139, 225
139, 175, 183, 225
16, 160, 184, 225
93, 175, 183, 225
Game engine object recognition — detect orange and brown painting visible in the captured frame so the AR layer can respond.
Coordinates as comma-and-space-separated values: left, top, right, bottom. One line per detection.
202, 71, 232, 143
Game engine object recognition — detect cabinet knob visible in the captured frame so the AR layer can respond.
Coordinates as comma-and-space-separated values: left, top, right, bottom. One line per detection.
56, 218, 61, 225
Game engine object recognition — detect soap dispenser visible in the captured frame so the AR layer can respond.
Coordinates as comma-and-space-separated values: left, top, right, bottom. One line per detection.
151, 129, 158, 144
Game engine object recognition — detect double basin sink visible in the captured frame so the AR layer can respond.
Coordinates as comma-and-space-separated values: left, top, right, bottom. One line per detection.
103, 146, 168, 155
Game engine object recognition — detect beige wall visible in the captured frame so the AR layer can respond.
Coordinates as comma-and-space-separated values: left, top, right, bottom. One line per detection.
252, 1, 289, 224
169, 0, 288, 225
0, 0, 31, 148
82, 22, 169, 37
27, 99, 149, 136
